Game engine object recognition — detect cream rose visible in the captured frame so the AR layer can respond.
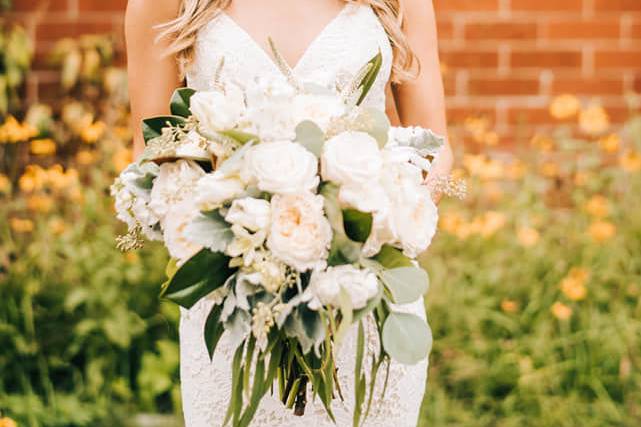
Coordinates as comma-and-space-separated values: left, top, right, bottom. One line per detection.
225, 197, 271, 232
305, 265, 379, 310
190, 83, 245, 133
267, 193, 332, 271
241, 141, 319, 194
292, 93, 346, 131
321, 131, 383, 186
163, 200, 202, 265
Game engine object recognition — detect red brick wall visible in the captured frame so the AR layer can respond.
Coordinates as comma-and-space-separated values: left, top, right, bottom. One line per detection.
9, 0, 641, 142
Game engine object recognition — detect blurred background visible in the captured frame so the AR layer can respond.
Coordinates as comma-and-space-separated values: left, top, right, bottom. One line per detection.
1, 0, 640, 426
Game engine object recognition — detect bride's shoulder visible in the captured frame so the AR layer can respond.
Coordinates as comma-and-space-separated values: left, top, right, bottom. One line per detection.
125, 0, 181, 23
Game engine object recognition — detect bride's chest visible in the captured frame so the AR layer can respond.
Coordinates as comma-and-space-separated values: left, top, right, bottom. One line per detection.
185, 4, 393, 108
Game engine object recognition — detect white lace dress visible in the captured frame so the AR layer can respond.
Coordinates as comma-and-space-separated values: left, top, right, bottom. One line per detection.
180, 4, 429, 426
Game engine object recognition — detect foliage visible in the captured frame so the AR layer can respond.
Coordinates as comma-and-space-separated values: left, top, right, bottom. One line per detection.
419, 98, 641, 426
0, 20, 33, 115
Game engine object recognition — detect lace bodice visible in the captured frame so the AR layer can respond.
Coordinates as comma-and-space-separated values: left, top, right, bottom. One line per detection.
180, 4, 428, 426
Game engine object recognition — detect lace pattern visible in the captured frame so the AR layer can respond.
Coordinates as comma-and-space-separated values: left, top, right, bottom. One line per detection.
181, 4, 428, 426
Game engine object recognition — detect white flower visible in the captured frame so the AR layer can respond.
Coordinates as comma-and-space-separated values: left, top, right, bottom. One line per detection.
190, 83, 245, 133
175, 129, 209, 159
321, 131, 383, 186
267, 193, 332, 272
241, 141, 319, 195
292, 92, 345, 131
195, 172, 245, 211
163, 200, 202, 264
112, 162, 161, 239
244, 76, 297, 141
149, 160, 204, 221
225, 197, 271, 232
226, 224, 266, 266
390, 183, 438, 258
305, 265, 379, 310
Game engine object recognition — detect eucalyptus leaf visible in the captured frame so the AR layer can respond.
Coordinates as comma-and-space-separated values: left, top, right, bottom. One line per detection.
295, 120, 325, 157
354, 107, 390, 148
380, 267, 429, 304
183, 210, 233, 253
170, 87, 196, 117
382, 312, 432, 365
142, 115, 186, 144
372, 245, 413, 269
161, 249, 235, 308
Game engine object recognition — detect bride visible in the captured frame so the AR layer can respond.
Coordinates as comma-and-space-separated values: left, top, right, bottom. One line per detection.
125, 0, 452, 425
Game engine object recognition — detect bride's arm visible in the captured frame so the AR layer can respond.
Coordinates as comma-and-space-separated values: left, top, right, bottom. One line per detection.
392, 0, 454, 192
125, 0, 182, 158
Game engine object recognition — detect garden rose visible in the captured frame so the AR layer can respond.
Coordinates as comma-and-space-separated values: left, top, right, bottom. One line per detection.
190, 83, 245, 133
292, 93, 345, 131
163, 200, 202, 264
267, 193, 331, 271
241, 141, 319, 194
321, 131, 382, 186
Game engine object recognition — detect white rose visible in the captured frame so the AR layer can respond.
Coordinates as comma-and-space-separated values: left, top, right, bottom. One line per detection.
267, 193, 332, 272
149, 160, 205, 220
292, 93, 345, 131
163, 200, 202, 265
390, 183, 438, 258
241, 141, 319, 195
225, 197, 271, 232
191, 83, 245, 133
195, 172, 245, 211
306, 265, 379, 310
321, 131, 383, 186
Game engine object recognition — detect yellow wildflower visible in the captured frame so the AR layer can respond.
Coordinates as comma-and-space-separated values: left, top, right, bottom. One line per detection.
80, 121, 106, 144
539, 162, 559, 178
30, 138, 57, 156
598, 133, 620, 153
505, 161, 527, 180
549, 94, 581, 120
579, 104, 610, 136
76, 150, 98, 165
551, 301, 572, 320
0, 417, 18, 427
530, 134, 555, 152
10, 218, 35, 233
483, 181, 503, 203
588, 220, 616, 242
517, 226, 540, 247
478, 211, 507, 237
112, 148, 133, 173
463, 154, 504, 180
48, 217, 66, 235
574, 171, 590, 186
440, 212, 465, 235
560, 268, 590, 301
620, 150, 641, 172
27, 194, 55, 213
19, 165, 47, 193
585, 195, 610, 218
0, 115, 38, 143
501, 299, 519, 314
0, 173, 11, 195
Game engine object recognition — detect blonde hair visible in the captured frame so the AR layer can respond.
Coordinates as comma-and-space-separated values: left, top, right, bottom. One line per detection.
157, 0, 417, 83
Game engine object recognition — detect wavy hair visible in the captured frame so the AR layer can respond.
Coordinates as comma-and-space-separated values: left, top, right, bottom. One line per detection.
156, 0, 418, 83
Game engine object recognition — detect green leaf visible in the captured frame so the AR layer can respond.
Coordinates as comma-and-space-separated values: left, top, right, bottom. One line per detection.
295, 120, 325, 157
170, 87, 196, 117
335, 288, 354, 346
220, 129, 259, 144
204, 304, 225, 360
382, 312, 432, 365
183, 210, 233, 253
380, 267, 429, 304
354, 107, 390, 148
321, 183, 363, 265
142, 115, 186, 144
161, 249, 235, 308
343, 208, 373, 243
372, 245, 413, 269
357, 50, 383, 106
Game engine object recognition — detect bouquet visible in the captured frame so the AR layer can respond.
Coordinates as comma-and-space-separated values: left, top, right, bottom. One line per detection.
112, 51, 460, 426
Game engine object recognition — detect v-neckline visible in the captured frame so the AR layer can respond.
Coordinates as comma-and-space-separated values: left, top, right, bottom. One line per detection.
220, 3, 353, 74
